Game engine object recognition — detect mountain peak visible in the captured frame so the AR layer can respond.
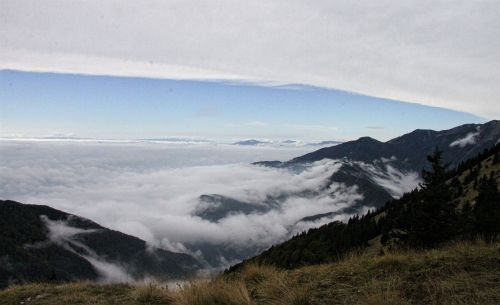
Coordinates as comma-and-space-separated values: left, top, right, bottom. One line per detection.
356, 136, 381, 143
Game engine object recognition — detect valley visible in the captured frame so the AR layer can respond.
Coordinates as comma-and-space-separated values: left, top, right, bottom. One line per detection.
0, 120, 498, 289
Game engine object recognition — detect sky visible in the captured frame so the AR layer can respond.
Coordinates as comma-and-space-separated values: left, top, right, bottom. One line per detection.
1, 0, 499, 119
0, 70, 485, 141
1, 0, 498, 141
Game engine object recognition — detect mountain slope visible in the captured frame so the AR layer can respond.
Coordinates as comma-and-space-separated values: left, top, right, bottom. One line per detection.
249, 120, 499, 220
230, 143, 499, 270
183, 121, 499, 266
0, 200, 200, 288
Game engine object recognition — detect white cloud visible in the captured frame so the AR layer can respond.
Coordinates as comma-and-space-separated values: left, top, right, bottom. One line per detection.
450, 131, 480, 148
1, 1, 498, 118
358, 161, 421, 198
43, 133, 78, 139
41, 216, 132, 283
42, 215, 97, 244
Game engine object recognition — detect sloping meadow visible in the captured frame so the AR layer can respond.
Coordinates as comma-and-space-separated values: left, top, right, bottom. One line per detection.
1, 240, 498, 305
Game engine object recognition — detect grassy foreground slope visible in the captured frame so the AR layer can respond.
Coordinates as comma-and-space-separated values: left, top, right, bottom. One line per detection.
1, 240, 499, 305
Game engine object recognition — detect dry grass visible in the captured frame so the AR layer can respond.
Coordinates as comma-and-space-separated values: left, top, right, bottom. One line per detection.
176, 278, 252, 305
1, 241, 499, 305
0, 282, 136, 305
236, 264, 312, 305
293, 240, 500, 305
135, 283, 175, 305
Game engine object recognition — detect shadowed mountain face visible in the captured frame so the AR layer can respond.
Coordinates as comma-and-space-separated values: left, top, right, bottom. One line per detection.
0, 200, 200, 288
194, 194, 279, 222
290, 120, 500, 170
327, 162, 394, 208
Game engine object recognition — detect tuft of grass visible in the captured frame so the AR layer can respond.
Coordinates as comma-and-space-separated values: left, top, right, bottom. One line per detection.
237, 265, 309, 305
256, 279, 312, 305
238, 263, 281, 287
135, 283, 174, 305
358, 277, 405, 305
176, 279, 253, 305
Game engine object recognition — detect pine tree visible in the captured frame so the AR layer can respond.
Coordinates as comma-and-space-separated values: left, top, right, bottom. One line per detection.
474, 175, 500, 242
394, 148, 458, 248
450, 177, 463, 197
493, 152, 500, 164
459, 201, 475, 239
422, 148, 457, 246
421, 147, 448, 189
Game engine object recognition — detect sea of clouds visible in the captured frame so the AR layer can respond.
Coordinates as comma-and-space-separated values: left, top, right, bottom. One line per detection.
0, 139, 419, 270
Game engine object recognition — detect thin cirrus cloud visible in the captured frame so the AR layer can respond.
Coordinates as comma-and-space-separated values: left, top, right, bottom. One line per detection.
1, 1, 499, 119
287, 124, 339, 132
243, 121, 269, 128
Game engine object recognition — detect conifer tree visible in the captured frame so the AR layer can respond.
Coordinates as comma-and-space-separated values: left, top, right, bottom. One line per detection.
459, 201, 475, 239
474, 175, 500, 242
392, 148, 458, 248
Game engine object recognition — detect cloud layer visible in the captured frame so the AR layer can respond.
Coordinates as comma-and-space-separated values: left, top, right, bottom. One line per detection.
0, 140, 419, 267
1, 1, 499, 118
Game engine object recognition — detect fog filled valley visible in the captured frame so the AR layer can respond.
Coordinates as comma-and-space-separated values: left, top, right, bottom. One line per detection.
0, 120, 499, 305
1, 120, 498, 282
0, 139, 420, 275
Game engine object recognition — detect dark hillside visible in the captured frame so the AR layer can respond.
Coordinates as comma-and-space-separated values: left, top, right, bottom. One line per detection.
0, 201, 200, 288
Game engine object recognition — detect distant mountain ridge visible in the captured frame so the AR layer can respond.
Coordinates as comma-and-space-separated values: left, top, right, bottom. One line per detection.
0, 200, 200, 288
289, 120, 499, 170
233, 139, 270, 146
231, 139, 343, 147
